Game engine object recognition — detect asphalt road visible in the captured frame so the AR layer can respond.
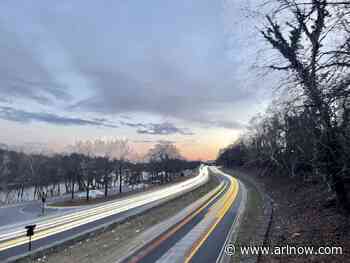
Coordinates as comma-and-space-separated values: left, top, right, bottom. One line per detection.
0, 204, 39, 226
122, 167, 242, 263
0, 166, 209, 262
187, 182, 242, 263
0, 183, 139, 227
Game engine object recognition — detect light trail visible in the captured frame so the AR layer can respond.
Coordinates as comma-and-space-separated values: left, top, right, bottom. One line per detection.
0, 165, 209, 252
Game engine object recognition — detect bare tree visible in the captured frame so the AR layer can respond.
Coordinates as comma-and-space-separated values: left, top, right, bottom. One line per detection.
256, 0, 350, 209
69, 138, 132, 196
146, 142, 183, 184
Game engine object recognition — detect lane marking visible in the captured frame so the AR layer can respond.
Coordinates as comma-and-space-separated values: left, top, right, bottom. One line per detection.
1, 175, 206, 240
127, 180, 227, 263
216, 180, 247, 263
184, 173, 239, 263
0, 168, 210, 252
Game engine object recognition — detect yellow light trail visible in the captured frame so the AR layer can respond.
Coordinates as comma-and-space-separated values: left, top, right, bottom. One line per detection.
184, 168, 239, 263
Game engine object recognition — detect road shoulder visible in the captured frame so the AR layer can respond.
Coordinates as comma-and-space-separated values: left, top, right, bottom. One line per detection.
221, 168, 272, 263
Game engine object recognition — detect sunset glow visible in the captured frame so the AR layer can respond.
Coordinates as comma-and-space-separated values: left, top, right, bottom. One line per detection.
0, 0, 268, 160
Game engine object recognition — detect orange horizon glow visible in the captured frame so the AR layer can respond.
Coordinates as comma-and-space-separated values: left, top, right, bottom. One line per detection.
41, 128, 241, 162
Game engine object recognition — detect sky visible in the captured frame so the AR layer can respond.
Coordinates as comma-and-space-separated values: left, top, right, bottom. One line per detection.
0, 0, 271, 160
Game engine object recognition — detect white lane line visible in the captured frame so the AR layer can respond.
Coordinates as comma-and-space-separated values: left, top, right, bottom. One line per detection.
0, 170, 208, 240
0, 166, 210, 251
155, 168, 234, 263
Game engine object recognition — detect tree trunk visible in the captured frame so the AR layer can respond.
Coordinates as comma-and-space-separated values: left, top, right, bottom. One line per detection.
334, 175, 349, 211
33, 185, 38, 199
119, 166, 122, 193
20, 185, 24, 200
71, 181, 75, 200
86, 180, 90, 201
64, 181, 70, 194
104, 180, 108, 198
323, 127, 349, 211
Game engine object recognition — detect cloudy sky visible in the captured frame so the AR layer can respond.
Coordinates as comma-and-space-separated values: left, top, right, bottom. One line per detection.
0, 0, 271, 160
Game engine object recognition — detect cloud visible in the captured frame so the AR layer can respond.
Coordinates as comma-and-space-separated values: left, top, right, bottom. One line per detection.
0, 0, 268, 135
121, 120, 193, 136
0, 106, 118, 128
120, 120, 147, 128
191, 118, 246, 130
137, 122, 193, 136
0, 24, 73, 105
70, 66, 256, 130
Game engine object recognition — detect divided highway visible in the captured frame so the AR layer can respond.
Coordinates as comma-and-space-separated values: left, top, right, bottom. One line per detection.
122, 166, 243, 263
0, 166, 245, 263
0, 166, 209, 262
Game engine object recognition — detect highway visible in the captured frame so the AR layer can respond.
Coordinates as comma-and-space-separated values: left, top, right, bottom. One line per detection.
0, 165, 210, 262
122, 167, 243, 263
0, 166, 244, 263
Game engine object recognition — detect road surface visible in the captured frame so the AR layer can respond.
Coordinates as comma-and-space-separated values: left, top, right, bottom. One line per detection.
0, 166, 209, 262
122, 166, 244, 263
0, 182, 142, 227
0, 166, 244, 263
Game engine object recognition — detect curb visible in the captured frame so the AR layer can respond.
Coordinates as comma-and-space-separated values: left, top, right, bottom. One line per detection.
220, 168, 274, 263
243, 176, 273, 263
258, 194, 273, 263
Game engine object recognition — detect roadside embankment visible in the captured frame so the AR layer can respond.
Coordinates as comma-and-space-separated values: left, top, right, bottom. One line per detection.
225, 167, 349, 263
221, 169, 271, 263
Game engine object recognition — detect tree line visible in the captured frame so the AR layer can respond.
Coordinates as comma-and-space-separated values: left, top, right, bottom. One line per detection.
0, 140, 200, 203
218, 0, 350, 211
